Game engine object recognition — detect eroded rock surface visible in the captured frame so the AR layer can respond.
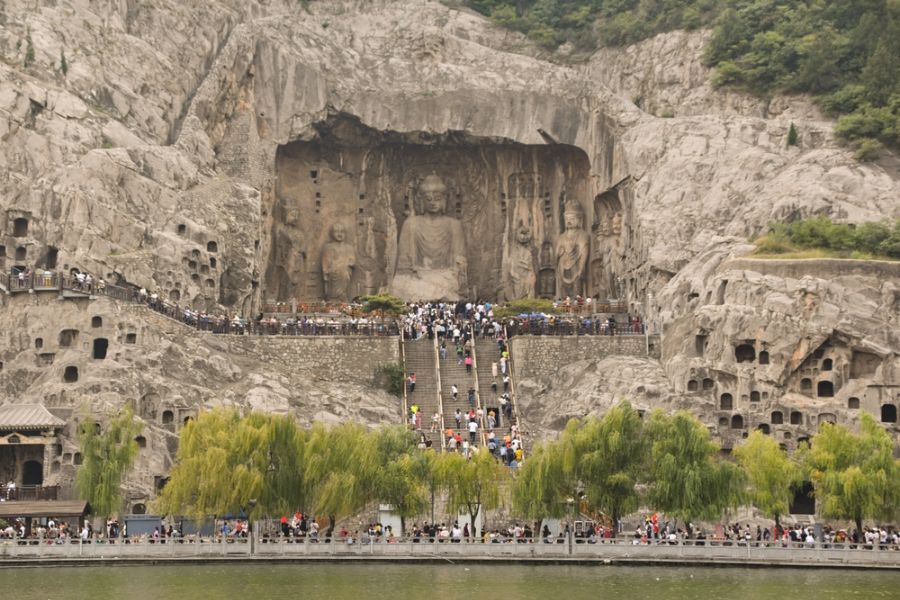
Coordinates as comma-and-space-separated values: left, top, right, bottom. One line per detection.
0, 0, 898, 505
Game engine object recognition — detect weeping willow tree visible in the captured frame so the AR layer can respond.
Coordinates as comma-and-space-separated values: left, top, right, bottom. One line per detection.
435, 449, 507, 539
371, 427, 431, 533
512, 439, 573, 522
734, 430, 803, 528
512, 419, 578, 526
575, 401, 647, 531
645, 410, 744, 527
799, 413, 900, 534
76, 406, 142, 520
155, 408, 311, 521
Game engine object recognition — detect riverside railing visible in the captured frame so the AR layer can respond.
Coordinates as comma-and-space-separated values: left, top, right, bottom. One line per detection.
2, 536, 897, 567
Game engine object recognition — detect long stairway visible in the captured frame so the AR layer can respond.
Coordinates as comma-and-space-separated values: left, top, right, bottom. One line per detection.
402, 337, 443, 449
439, 339, 478, 446
475, 338, 516, 441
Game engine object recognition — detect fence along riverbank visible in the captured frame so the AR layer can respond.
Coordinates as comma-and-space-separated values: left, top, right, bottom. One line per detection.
0, 536, 897, 569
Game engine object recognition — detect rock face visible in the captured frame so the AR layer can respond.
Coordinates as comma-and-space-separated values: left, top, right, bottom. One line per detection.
0, 0, 898, 505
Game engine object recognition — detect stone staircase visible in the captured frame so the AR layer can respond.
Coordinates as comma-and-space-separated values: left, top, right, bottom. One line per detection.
402, 337, 443, 449
440, 339, 479, 446
475, 338, 516, 441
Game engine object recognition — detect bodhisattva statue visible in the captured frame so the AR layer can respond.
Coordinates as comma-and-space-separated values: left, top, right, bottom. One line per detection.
502, 220, 536, 300
390, 174, 468, 300
321, 222, 356, 301
556, 201, 589, 298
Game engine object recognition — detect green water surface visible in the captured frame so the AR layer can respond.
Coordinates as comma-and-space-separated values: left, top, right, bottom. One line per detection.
3, 564, 896, 600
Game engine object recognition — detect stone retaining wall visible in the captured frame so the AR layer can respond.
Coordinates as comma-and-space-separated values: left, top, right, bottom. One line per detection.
510, 335, 658, 379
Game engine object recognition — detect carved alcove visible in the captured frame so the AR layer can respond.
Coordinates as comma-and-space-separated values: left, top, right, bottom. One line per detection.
590, 178, 629, 299
266, 114, 593, 302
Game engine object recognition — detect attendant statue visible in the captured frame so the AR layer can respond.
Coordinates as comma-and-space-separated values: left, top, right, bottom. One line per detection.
321, 223, 356, 301
502, 220, 536, 300
390, 174, 468, 300
556, 201, 589, 298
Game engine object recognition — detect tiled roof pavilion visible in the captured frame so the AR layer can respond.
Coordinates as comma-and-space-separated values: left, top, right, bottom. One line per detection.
0, 404, 66, 431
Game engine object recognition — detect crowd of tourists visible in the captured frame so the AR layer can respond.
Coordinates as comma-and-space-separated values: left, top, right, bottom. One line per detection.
403, 301, 526, 463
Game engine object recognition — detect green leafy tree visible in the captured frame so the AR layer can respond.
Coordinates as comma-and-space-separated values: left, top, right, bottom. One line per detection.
494, 297, 556, 319
436, 450, 507, 539
800, 413, 900, 534
360, 293, 406, 321
375, 446, 435, 534
156, 409, 311, 521
645, 410, 744, 526
787, 122, 799, 146
512, 428, 577, 522
733, 430, 803, 527
76, 407, 142, 521
575, 401, 647, 530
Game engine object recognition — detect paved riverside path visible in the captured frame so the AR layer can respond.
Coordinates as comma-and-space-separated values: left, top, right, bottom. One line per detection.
1, 537, 898, 569
402, 337, 442, 449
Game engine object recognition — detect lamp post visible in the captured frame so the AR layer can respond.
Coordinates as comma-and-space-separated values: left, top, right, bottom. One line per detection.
247, 498, 257, 555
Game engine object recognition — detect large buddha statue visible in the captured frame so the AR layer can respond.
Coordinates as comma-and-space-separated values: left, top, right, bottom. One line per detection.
390, 174, 468, 300
556, 201, 589, 298
321, 222, 356, 301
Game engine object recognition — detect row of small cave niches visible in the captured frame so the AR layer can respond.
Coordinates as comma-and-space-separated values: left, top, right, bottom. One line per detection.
716, 404, 898, 435
26, 317, 138, 382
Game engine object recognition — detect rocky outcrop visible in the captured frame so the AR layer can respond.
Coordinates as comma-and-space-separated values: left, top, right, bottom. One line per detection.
0, 0, 898, 504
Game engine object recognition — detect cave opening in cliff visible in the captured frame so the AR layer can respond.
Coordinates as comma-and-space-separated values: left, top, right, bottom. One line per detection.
266, 113, 613, 303
12, 218, 28, 238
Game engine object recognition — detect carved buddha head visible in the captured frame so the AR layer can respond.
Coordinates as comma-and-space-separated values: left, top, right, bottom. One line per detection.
515, 221, 532, 245
563, 202, 584, 231
420, 174, 448, 216
330, 222, 346, 242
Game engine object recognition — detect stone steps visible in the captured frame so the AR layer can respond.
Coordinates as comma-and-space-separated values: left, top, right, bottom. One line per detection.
403, 338, 443, 448
475, 338, 515, 437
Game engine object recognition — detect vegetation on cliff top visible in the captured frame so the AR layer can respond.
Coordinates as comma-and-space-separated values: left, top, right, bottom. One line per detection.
753, 217, 900, 260
453, 1, 900, 154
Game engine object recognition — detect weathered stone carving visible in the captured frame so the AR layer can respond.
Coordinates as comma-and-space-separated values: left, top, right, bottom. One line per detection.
321, 223, 356, 301
537, 241, 556, 298
502, 220, 537, 300
390, 174, 468, 300
556, 201, 589, 298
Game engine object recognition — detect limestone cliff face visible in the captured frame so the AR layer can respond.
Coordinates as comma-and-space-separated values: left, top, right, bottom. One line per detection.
0, 0, 898, 503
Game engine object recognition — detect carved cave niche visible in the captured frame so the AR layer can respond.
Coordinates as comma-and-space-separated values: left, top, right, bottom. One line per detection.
687, 379, 699, 392
589, 184, 626, 299
758, 350, 769, 365
702, 378, 714, 391
12, 217, 28, 237
735, 343, 756, 363
790, 410, 803, 425
849, 351, 880, 379
720, 393, 733, 410
771, 411, 784, 425
882, 404, 898, 423
730, 414, 744, 429
818, 413, 836, 431
847, 397, 860, 409
266, 113, 593, 302
757, 423, 770, 435
817, 380, 834, 397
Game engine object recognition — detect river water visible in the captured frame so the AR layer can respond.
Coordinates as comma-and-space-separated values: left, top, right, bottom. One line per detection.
4, 564, 896, 599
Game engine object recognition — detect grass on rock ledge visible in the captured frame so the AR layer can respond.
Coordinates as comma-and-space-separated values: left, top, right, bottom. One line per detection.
751, 216, 900, 261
